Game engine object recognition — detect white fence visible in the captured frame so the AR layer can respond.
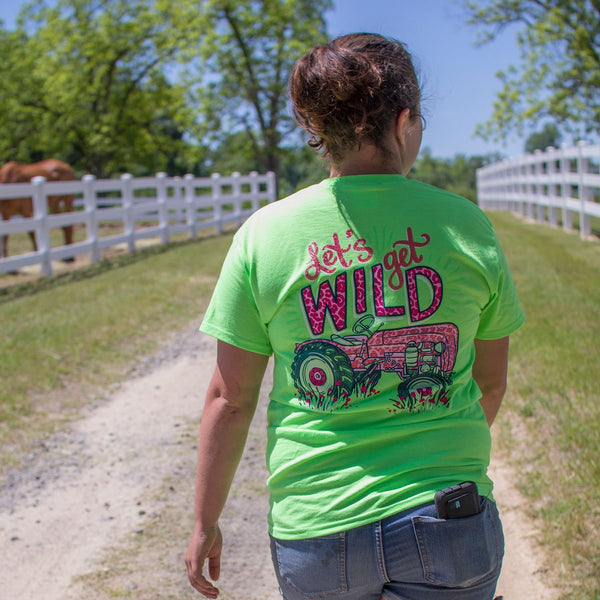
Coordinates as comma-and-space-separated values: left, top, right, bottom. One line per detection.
0, 171, 276, 276
476, 141, 600, 239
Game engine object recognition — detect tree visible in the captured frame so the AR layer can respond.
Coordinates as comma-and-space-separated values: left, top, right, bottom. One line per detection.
462, 0, 600, 142
207, 132, 328, 196
206, 131, 263, 176
187, 0, 332, 176
278, 145, 329, 197
0, 0, 332, 179
1, 0, 200, 177
410, 148, 502, 202
524, 123, 562, 153
0, 27, 51, 163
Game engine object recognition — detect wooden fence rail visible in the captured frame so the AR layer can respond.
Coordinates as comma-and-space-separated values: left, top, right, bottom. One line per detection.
0, 171, 276, 276
476, 141, 600, 239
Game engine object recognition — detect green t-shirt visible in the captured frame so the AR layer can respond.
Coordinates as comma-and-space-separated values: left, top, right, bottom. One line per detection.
200, 175, 525, 539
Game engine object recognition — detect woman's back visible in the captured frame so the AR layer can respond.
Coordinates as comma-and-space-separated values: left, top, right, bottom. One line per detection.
200, 174, 523, 539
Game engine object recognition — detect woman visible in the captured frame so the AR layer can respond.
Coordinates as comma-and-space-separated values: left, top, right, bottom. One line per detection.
185, 33, 524, 600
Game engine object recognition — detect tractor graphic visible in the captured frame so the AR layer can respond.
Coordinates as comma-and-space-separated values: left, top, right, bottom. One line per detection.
291, 315, 458, 411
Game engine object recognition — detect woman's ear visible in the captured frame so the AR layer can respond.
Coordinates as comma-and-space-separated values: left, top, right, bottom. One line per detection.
394, 107, 423, 175
394, 108, 412, 148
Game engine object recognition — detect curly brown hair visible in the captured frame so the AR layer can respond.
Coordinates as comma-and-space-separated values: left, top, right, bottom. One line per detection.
290, 33, 421, 164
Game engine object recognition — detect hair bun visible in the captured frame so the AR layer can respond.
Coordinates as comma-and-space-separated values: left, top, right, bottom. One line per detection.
290, 33, 420, 163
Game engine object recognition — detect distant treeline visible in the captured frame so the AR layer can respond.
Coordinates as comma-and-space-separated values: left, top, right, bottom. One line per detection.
0, 0, 500, 201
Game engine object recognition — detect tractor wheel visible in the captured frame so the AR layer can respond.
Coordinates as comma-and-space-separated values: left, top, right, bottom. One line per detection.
292, 342, 354, 409
397, 373, 447, 411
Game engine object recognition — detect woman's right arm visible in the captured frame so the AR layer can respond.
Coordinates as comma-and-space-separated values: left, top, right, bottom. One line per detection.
185, 341, 269, 598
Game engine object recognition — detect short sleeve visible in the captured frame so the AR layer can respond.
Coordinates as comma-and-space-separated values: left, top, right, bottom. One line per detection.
476, 237, 525, 340
199, 233, 272, 356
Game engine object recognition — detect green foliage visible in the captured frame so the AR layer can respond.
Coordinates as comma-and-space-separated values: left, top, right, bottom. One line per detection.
0, 27, 48, 163
0, 0, 331, 179
0, 0, 204, 177
410, 147, 502, 202
204, 131, 263, 177
524, 122, 562, 153
278, 145, 329, 196
462, 0, 600, 141
203, 133, 329, 197
186, 0, 332, 175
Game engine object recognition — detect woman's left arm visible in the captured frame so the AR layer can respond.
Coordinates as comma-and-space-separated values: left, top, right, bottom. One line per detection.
185, 340, 269, 598
472, 336, 510, 427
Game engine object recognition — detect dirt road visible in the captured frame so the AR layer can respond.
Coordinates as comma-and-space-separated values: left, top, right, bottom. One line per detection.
0, 326, 557, 599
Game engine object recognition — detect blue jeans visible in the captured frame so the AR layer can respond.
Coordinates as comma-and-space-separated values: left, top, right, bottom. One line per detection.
270, 499, 503, 600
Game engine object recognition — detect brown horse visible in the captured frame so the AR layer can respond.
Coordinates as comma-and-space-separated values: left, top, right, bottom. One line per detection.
0, 159, 76, 259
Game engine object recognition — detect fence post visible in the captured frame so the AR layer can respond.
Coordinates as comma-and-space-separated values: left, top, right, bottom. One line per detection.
577, 141, 591, 238
516, 162, 523, 215
231, 172, 242, 226
172, 176, 184, 223
498, 166, 506, 211
83, 174, 100, 263
534, 151, 545, 224
184, 173, 197, 238
249, 171, 259, 211
505, 165, 512, 212
266, 171, 277, 203
120, 173, 135, 252
518, 162, 526, 217
559, 144, 572, 231
525, 160, 535, 220
31, 176, 53, 276
211, 173, 223, 234
546, 147, 558, 227
511, 164, 516, 213
156, 172, 169, 244
506, 164, 513, 213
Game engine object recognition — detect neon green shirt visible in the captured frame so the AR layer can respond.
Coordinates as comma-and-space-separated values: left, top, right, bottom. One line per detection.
200, 175, 524, 539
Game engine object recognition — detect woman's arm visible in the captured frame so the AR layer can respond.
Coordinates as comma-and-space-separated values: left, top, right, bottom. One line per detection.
472, 336, 510, 427
185, 341, 269, 598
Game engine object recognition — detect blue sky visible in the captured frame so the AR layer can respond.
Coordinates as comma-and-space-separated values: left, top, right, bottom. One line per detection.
0, 0, 536, 159
326, 0, 527, 158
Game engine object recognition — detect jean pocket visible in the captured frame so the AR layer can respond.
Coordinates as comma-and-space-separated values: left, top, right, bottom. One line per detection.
270, 532, 348, 599
412, 500, 504, 587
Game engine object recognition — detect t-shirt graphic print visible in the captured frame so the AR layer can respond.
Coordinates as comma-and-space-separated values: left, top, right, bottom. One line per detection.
292, 225, 459, 414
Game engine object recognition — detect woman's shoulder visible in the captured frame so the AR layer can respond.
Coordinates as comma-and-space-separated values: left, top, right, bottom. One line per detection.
276, 180, 332, 208
233, 180, 334, 247
243, 180, 332, 224
406, 178, 493, 227
406, 178, 478, 204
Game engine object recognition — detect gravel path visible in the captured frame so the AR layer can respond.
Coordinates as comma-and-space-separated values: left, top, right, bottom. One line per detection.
0, 326, 557, 599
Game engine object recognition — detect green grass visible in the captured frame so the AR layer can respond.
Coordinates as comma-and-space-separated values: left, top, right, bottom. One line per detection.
488, 212, 600, 599
0, 233, 233, 462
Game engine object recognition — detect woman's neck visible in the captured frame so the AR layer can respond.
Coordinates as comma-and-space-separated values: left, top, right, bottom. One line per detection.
329, 142, 403, 177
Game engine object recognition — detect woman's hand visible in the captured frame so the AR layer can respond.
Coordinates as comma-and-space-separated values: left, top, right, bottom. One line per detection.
185, 524, 223, 598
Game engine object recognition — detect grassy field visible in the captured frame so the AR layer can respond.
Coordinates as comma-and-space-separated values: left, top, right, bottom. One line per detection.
0, 211, 598, 597
487, 212, 600, 599
0, 233, 233, 460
